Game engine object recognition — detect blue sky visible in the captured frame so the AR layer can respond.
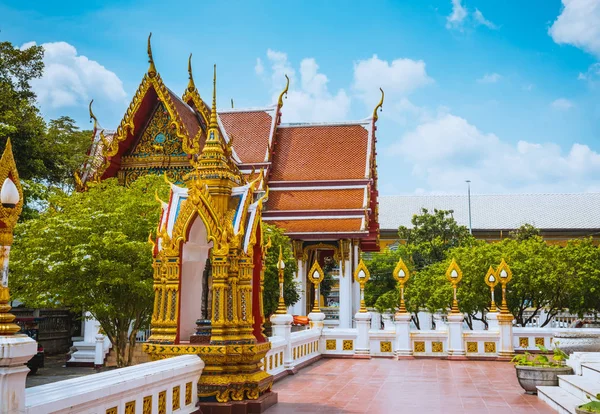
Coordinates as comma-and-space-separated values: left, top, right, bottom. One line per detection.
1, 0, 600, 195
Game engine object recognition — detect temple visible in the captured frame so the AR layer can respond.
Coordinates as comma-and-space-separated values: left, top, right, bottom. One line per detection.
82, 34, 381, 334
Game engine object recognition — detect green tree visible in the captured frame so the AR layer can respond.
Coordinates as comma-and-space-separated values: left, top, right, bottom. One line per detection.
509, 223, 541, 241
11, 175, 168, 366
261, 223, 299, 319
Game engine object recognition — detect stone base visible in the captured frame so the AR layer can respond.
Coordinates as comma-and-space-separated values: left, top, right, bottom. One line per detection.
190, 335, 211, 344
198, 392, 278, 414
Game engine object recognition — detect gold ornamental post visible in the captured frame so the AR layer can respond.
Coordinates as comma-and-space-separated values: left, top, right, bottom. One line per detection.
445, 258, 463, 314
274, 245, 287, 314
496, 258, 513, 314
307, 260, 325, 313
0, 139, 24, 335
484, 266, 499, 312
354, 259, 371, 313
392, 258, 410, 315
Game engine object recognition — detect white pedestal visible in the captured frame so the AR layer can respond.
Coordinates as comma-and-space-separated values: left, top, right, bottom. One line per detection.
69, 313, 101, 366
307, 312, 325, 331
394, 313, 412, 357
338, 259, 352, 329
497, 313, 514, 358
354, 312, 371, 357
487, 312, 499, 332
0, 335, 37, 414
270, 313, 293, 368
94, 334, 105, 367
434, 313, 448, 331
447, 313, 465, 357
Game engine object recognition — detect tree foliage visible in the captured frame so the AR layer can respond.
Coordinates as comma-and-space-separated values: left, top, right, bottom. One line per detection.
11, 175, 168, 366
261, 223, 299, 319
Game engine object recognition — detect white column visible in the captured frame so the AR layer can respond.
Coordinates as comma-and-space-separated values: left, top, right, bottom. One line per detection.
292, 259, 306, 316
352, 244, 360, 320
338, 248, 353, 328
270, 313, 293, 368
447, 313, 466, 358
354, 311, 371, 358
394, 313, 412, 358
497, 313, 514, 358
0, 335, 37, 414
94, 334, 105, 367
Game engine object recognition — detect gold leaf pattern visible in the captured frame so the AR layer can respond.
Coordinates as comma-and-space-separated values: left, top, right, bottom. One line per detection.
467, 342, 478, 353
380, 341, 392, 353
343, 340, 353, 351
414, 341, 425, 353
326, 339, 336, 350
484, 342, 496, 353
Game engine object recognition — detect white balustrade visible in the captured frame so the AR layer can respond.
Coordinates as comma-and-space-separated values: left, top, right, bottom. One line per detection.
25, 355, 203, 414
410, 330, 449, 356
262, 336, 287, 377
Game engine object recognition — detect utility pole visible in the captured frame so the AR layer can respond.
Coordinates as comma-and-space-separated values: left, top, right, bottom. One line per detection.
466, 180, 472, 235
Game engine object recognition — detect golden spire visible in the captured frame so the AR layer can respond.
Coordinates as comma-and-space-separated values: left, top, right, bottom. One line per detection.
88, 99, 98, 130
277, 74, 290, 107
147, 32, 157, 77
187, 53, 195, 92
373, 87, 384, 122
209, 64, 218, 130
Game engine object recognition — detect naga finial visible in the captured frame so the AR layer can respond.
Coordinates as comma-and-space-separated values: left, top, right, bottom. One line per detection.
277, 74, 290, 108
154, 189, 165, 205
88, 99, 98, 130
163, 171, 174, 187
147, 32, 157, 77
187, 53, 195, 92
373, 87, 384, 122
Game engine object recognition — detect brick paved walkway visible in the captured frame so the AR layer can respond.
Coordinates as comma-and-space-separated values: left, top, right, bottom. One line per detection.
268, 358, 556, 413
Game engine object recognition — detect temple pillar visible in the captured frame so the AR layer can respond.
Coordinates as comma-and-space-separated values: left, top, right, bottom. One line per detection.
352, 243, 360, 321
487, 312, 499, 332
292, 258, 306, 316
354, 311, 371, 358
338, 240, 352, 329
447, 313, 466, 358
270, 313, 293, 369
394, 313, 412, 358
0, 335, 37, 414
497, 313, 514, 358
237, 254, 256, 343
148, 256, 180, 343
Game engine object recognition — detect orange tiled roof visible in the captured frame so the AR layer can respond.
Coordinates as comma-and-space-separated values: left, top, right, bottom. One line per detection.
270, 124, 370, 181
267, 218, 364, 233
267, 189, 365, 211
219, 109, 274, 164
168, 90, 201, 139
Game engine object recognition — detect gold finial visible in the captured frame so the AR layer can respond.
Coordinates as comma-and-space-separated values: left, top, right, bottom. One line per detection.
373, 87, 384, 122
88, 99, 98, 130
163, 172, 173, 187
154, 189, 165, 205
147, 232, 156, 251
277, 74, 290, 107
147, 32, 157, 77
187, 53, 195, 92
209, 64, 218, 129
308, 260, 325, 313
275, 245, 288, 314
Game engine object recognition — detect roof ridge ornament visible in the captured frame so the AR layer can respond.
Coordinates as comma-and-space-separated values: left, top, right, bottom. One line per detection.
88, 99, 98, 130
277, 74, 290, 108
187, 53, 195, 92
147, 32, 157, 77
373, 87, 384, 122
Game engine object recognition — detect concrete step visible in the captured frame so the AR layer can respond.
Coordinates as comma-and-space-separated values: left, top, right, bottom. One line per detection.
537, 386, 585, 414
582, 363, 600, 384
558, 374, 600, 401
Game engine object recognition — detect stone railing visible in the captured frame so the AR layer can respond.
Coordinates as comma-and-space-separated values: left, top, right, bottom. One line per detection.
262, 336, 287, 377
25, 355, 203, 414
290, 329, 320, 365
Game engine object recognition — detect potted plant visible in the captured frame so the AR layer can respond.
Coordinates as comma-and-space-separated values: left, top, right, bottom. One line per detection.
577, 395, 600, 414
512, 344, 573, 394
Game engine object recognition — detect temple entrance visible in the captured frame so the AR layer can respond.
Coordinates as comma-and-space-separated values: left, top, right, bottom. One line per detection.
178, 215, 213, 343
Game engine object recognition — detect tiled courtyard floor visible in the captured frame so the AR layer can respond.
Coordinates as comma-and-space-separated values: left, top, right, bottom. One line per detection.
268, 358, 556, 414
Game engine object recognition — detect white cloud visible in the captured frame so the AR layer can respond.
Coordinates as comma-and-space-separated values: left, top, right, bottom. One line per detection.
523, 83, 535, 91
388, 112, 600, 193
254, 58, 264, 75
476, 73, 502, 83
549, 0, 600, 58
446, 1, 497, 31
446, 0, 468, 30
259, 49, 349, 122
578, 62, 600, 83
551, 98, 574, 110
21, 41, 126, 110
473, 9, 497, 29
352, 55, 433, 106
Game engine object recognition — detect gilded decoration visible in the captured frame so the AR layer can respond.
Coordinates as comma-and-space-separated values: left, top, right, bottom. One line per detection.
186, 382, 192, 405
484, 342, 496, 353
414, 341, 425, 353
106, 408, 117, 414
343, 340, 354, 351
173, 385, 181, 410
535, 337, 545, 346
159, 390, 166, 414
130, 102, 186, 158
467, 342, 478, 353
432, 342, 443, 353
125, 401, 135, 414
143, 396, 152, 414
326, 339, 336, 350
380, 341, 392, 353
519, 337, 529, 348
